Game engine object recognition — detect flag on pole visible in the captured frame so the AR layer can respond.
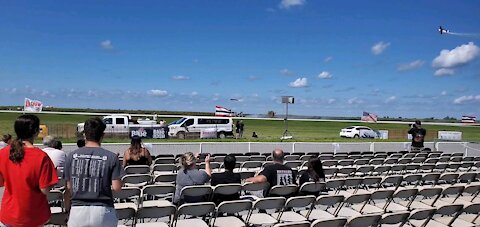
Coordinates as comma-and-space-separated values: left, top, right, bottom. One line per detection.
215, 106, 233, 117
361, 111, 378, 123
462, 116, 477, 123
24, 98, 43, 112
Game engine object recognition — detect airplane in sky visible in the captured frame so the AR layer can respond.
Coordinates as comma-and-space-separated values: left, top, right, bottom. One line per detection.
439, 26, 449, 34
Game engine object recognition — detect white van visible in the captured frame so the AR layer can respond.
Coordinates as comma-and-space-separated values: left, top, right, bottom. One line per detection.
168, 116, 233, 139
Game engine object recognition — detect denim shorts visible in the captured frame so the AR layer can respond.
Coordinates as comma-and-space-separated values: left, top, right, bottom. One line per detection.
68, 206, 118, 227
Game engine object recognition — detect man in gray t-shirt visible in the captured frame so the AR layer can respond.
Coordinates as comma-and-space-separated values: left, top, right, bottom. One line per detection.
64, 118, 125, 227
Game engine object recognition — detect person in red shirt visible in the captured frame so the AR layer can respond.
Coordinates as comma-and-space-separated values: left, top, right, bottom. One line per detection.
0, 114, 58, 227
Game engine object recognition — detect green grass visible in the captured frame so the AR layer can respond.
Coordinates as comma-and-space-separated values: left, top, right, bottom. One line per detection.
1, 112, 479, 143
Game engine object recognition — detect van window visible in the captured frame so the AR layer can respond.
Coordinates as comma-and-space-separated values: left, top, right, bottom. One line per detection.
116, 118, 125, 125
103, 118, 113, 124
184, 119, 194, 126
198, 118, 229, 124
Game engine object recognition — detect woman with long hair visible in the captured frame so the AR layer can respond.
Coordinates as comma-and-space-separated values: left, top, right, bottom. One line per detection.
122, 136, 152, 167
0, 115, 58, 226
299, 158, 325, 186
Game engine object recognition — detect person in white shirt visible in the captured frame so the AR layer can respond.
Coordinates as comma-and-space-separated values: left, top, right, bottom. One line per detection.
42, 136, 66, 169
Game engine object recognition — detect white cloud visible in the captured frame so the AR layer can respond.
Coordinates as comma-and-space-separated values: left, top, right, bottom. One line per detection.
280, 68, 294, 76
171, 75, 190, 80
397, 60, 425, 71
191, 91, 198, 96
266, 8, 276, 12
318, 71, 332, 79
327, 98, 336, 104
288, 77, 308, 88
434, 68, 455, 76
348, 97, 364, 105
324, 56, 333, 62
371, 41, 390, 55
453, 95, 480, 104
279, 0, 305, 9
441, 91, 447, 96
432, 42, 480, 69
385, 96, 397, 103
100, 40, 113, 50
147, 89, 168, 97
248, 75, 258, 81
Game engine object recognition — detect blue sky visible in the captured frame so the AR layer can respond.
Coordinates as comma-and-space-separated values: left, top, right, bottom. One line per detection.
1, 0, 479, 118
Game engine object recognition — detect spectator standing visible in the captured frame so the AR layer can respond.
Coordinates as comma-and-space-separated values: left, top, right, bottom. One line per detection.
64, 117, 125, 227
42, 136, 66, 169
122, 136, 152, 167
408, 120, 427, 152
246, 149, 296, 193
211, 154, 241, 204
0, 115, 58, 227
174, 152, 211, 204
235, 120, 245, 139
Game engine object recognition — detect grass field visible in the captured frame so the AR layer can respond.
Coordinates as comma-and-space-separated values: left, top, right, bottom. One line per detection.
1, 112, 479, 143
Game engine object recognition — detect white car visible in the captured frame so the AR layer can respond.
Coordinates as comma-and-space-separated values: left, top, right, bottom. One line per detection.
340, 126, 379, 138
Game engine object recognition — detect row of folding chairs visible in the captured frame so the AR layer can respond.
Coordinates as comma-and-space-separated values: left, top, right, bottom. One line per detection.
321, 157, 478, 167
322, 162, 480, 178
114, 195, 480, 227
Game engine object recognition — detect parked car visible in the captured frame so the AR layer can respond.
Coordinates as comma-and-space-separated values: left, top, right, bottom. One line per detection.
339, 126, 380, 138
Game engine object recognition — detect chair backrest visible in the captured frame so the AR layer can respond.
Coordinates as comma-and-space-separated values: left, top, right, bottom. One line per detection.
380, 211, 410, 225
299, 182, 325, 195
122, 174, 151, 186
142, 184, 175, 200
154, 173, 177, 184
463, 203, 480, 215
347, 214, 381, 227
125, 165, 150, 174
213, 183, 242, 196
285, 161, 303, 169
344, 193, 371, 205
153, 164, 177, 173
253, 197, 286, 210
154, 157, 175, 164
284, 195, 315, 209
408, 208, 436, 221
269, 185, 298, 197
176, 202, 216, 217
239, 171, 255, 180
47, 190, 64, 203
326, 179, 345, 193
180, 185, 212, 198
113, 187, 142, 201
273, 221, 310, 227
136, 205, 176, 224
311, 218, 347, 227
216, 200, 253, 214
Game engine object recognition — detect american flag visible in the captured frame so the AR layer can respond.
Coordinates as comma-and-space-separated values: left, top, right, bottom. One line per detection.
215, 106, 233, 117
361, 111, 378, 123
462, 116, 477, 123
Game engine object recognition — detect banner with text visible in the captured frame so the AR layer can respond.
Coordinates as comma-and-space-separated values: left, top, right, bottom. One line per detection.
24, 98, 43, 112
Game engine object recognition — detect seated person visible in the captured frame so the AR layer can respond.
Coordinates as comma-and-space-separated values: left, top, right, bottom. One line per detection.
211, 154, 241, 204
246, 149, 296, 196
122, 136, 152, 167
299, 158, 325, 196
174, 152, 212, 204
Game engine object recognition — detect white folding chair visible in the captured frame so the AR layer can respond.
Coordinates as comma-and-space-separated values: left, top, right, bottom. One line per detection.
271, 195, 315, 222
173, 202, 216, 227
273, 221, 310, 227
136, 205, 176, 227
407, 208, 436, 227
141, 184, 175, 207
311, 217, 347, 227
300, 195, 344, 221
242, 197, 286, 226
336, 193, 371, 217
122, 174, 151, 187
379, 211, 410, 227
347, 214, 381, 227
178, 185, 212, 204
211, 200, 252, 227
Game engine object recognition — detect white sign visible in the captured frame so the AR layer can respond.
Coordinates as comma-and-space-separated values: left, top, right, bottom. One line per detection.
438, 131, 462, 141
200, 128, 218, 139
377, 130, 389, 139
24, 98, 43, 112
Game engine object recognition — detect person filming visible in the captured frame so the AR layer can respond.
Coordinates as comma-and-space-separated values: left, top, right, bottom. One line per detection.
408, 120, 426, 152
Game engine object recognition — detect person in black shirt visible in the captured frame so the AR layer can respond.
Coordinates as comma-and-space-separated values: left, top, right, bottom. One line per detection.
299, 158, 325, 186
408, 120, 427, 152
246, 149, 296, 195
211, 154, 241, 204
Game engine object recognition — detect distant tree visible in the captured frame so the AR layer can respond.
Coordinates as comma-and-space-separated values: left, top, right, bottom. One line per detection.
267, 111, 276, 118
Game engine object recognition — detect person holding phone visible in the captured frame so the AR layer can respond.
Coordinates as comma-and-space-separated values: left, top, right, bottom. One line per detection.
408, 120, 427, 152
